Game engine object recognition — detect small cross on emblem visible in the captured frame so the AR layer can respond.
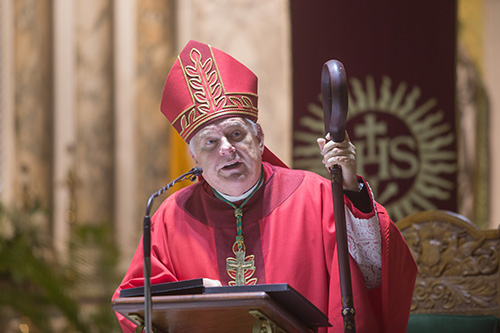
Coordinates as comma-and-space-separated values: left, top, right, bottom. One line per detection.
226, 241, 257, 286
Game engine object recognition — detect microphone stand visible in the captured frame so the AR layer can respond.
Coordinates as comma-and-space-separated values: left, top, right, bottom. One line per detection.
143, 167, 203, 333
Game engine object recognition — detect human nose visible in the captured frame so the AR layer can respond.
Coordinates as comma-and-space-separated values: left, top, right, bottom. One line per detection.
219, 137, 235, 156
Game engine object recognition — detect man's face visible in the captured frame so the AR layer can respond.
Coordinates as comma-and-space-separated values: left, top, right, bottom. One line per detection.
189, 117, 264, 196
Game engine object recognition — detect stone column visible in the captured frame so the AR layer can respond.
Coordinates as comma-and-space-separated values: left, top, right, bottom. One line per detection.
134, 0, 174, 227
74, 0, 114, 224
53, 0, 76, 258
1, 0, 15, 205
114, 0, 138, 270
13, 0, 53, 212
485, 0, 500, 228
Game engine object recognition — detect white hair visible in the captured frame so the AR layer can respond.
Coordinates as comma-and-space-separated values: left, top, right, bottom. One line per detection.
188, 118, 259, 159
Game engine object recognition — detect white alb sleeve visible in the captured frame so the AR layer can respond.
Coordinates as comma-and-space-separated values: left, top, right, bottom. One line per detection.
345, 197, 382, 290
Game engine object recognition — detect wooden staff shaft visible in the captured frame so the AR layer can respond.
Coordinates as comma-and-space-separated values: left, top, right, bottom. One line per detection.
321, 59, 355, 332
331, 165, 355, 332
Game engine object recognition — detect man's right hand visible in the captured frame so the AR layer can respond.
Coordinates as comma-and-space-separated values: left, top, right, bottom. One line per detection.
203, 278, 222, 287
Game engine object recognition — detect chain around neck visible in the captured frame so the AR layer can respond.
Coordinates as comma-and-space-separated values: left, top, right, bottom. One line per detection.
211, 166, 264, 250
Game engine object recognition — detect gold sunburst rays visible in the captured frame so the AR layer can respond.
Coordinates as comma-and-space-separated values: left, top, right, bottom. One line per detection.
294, 75, 456, 221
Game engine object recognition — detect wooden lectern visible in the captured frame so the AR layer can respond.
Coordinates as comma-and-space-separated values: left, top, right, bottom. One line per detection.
112, 280, 331, 332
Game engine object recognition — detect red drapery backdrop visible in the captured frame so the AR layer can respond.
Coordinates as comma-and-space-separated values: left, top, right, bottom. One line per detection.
291, 1, 458, 221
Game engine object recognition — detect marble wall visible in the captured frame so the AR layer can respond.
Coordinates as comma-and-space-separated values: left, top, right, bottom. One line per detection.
1, 0, 291, 268
0, 1, 178, 314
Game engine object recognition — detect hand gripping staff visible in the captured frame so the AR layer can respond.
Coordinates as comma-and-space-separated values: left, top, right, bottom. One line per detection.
321, 60, 355, 332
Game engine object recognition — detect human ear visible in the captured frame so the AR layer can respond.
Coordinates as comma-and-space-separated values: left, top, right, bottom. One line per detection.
256, 124, 265, 153
188, 146, 198, 164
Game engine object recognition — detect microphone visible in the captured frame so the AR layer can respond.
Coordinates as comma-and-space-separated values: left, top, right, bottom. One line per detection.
142, 166, 202, 333
145, 167, 203, 213
191, 166, 203, 177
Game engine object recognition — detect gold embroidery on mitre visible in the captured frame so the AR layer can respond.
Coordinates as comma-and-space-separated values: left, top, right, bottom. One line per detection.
175, 47, 258, 140
185, 48, 226, 114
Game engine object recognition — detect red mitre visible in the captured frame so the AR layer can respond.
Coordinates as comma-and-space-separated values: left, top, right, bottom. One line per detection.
161, 40, 287, 168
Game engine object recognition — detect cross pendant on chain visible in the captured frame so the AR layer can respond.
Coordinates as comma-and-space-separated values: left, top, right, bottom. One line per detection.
226, 247, 256, 286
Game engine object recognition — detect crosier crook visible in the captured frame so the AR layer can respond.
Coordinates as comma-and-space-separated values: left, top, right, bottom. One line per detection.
321, 60, 355, 333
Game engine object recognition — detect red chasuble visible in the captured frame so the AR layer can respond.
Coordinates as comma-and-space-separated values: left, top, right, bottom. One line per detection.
113, 162, 417, 332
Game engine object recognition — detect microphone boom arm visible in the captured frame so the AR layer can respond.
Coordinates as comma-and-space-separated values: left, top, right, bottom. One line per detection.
145, 167, 203, 217
143, 166, 202, 333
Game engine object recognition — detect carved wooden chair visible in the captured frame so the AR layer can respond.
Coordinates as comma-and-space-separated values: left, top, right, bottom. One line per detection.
396, 210, 500, 332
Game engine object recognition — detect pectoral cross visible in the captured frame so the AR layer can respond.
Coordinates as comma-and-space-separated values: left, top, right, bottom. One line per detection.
226, 242, 257, 286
